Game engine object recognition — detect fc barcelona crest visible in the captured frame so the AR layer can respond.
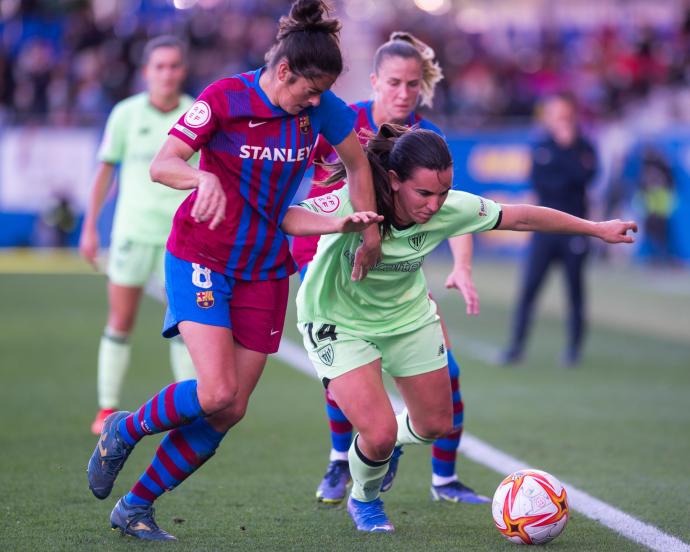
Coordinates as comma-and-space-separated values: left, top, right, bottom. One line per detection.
317, 344, 335, 366
299, 114, 311, 134
408, 232, 427, 252
196, 291, 215, 309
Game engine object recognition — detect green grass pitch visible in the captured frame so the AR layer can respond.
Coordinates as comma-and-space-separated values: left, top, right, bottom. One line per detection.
0, 251, 688, 551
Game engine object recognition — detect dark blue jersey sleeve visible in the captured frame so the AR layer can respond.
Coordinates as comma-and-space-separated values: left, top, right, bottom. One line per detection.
311, 90, 356, 147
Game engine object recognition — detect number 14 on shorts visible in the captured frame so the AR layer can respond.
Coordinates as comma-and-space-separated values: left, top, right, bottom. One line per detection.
305, 323, 338, 348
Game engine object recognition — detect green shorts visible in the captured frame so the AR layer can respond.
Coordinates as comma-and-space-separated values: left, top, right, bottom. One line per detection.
298, 319, 448, 384
107, 237, 166, 287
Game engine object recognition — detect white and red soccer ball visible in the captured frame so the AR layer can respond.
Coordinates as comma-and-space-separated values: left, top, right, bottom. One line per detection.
492, 469, 569, 545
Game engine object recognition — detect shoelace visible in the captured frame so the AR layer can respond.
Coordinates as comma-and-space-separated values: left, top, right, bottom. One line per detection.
101, 440, 132, 476
325, 462, 347, 486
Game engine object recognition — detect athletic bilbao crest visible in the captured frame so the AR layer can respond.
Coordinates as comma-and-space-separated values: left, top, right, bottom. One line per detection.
196, 291, 215, 309
408, 232, 427, 251
299, 114, 311, 134
318, 344, 335, 366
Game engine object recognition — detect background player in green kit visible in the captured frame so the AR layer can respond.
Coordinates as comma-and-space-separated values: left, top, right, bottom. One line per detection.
79, 36, 197, 434
288, 124, 637, 533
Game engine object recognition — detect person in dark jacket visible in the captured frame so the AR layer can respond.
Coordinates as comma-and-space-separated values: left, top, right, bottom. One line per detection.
501, 94, 597, 367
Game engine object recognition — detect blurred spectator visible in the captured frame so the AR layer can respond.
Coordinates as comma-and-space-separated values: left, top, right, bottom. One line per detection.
1, 1, 690, 126
35, 193, 77, 247
500, 94, 598, 368
636, 148, 677, 263
0, 0, 285, 124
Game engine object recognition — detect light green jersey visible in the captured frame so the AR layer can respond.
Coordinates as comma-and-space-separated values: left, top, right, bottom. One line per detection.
295, 186, 502, 335
99, 92, 196, 244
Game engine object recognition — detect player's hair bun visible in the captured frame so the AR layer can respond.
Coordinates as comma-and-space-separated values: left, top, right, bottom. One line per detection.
277, 0, 341, 39
266, 0, 343, 79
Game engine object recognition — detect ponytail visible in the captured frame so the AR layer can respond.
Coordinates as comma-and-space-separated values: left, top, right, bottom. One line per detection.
319, 124, 452, 237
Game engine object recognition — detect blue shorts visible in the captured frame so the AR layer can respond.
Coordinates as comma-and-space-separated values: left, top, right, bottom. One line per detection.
163, 251, 289, 354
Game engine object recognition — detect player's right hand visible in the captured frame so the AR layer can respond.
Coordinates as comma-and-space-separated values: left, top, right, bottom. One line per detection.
596, 219, 638, 243
192, 172, 226, 230
339, 211, 383, 234
79, 227, 100, 270
352, 236, 381, 281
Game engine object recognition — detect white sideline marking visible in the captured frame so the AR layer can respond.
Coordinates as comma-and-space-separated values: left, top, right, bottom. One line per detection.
276, 338, 690, 552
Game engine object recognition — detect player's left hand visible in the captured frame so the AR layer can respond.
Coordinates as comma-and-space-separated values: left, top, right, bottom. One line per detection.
596, 220, 638, 243
339, 211, 383, 234
192, 172, 226, 230
445, 267, 480, 316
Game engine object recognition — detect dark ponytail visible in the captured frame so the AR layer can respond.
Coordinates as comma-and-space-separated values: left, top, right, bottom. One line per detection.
265, 0, 343, 80
321, 124, 453, 237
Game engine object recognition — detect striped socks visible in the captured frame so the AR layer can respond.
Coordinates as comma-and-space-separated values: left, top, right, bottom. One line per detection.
325, 388, 352, 461
431, 350, 464, 484
117, 380, 204, 446
126, 417, 226, 505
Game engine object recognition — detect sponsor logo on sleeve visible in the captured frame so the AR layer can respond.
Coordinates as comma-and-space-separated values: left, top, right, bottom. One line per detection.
184, 101, 211, 128
478, 198, 488, 217
174, 123, 198, 141
314, 194, 340, 213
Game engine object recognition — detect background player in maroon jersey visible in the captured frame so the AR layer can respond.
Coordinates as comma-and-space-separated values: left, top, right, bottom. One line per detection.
86, 0, 382, 541
292, 32, 490, 505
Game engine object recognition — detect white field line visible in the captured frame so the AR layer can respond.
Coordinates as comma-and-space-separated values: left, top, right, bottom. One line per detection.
276, 338, 690, 552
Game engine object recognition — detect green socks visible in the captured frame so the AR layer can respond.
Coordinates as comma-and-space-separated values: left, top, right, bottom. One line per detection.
348, 434, 392, 502
97, 328, 130, 409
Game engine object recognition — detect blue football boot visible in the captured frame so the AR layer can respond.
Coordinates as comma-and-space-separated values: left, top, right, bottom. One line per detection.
380, 446, 403, 492
110, 497, 177, 541
430, 480, 491, 504
316, 460, 350, 504
347, 496, 394, 533
87, 411, 133, 499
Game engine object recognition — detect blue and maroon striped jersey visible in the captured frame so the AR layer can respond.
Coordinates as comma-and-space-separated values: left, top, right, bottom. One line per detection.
167, 67, 356, 280
292, 100, 443, 269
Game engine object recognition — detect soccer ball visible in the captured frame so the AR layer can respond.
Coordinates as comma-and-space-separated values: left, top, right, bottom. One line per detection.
491, 469, 569, 545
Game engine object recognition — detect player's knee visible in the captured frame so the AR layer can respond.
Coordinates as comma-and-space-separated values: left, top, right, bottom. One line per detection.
198, 383, 239, 414
415, 416, 453, 441
360, 425, 397, 459
207, 399, 247, 431
106, 313, 135, 334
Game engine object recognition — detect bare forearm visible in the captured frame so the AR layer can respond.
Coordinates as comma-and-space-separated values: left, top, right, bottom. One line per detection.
83, 163, 115, 229
346, 163, 378, 243
502, 204, 598, 236
281, 207, 339, 236
448, 234, 473, 272
150, 155, 204, 191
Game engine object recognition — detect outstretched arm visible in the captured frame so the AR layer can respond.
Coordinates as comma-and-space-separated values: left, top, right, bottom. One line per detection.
445, 234, 480, 316
280, 206, 382, 237
498, 204, 637, 243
